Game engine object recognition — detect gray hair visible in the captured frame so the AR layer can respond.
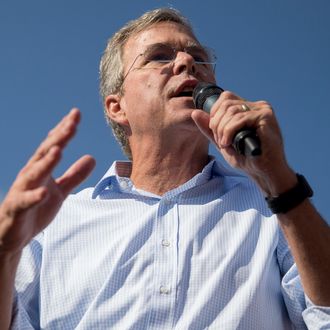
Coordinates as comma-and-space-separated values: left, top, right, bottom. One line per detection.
99, 8, 194, 159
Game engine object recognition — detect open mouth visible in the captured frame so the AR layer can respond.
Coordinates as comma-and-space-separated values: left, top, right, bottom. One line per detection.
176, 90, 193, 97
175, 86, 194, 98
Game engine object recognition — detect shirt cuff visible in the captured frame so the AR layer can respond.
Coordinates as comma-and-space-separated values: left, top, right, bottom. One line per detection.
302, 294, 330, 329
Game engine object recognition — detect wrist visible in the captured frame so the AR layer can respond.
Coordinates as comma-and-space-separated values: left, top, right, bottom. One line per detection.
0, 247, 22, 264
253, 167, 297, 197
265, 174, 314, 214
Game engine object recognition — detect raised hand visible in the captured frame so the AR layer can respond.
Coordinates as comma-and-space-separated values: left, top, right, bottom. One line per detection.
0, 108, 95, 256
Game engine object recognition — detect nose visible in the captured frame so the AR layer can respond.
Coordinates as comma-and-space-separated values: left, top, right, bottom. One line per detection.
172, 51, 197, 75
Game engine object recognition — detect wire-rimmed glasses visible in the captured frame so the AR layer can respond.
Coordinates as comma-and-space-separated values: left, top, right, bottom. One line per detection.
122, 42, 217, 83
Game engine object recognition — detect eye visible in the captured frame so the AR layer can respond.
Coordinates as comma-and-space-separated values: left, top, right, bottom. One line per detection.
189, 51, 209, 63
186, 46, 212, 64
192, 54, 207, 63
149, 51, 172, 62
144, 44, 174, 63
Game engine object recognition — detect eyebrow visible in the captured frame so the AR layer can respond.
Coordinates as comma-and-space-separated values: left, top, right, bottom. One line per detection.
143, 43, 169, 54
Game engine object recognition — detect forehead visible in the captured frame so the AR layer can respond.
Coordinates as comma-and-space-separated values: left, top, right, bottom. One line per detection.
123, 22, 200, 64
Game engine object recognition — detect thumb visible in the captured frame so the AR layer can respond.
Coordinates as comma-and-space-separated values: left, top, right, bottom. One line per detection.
191, 110, 216, 145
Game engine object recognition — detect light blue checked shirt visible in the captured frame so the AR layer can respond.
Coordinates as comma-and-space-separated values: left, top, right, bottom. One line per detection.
12, 159, 330, 329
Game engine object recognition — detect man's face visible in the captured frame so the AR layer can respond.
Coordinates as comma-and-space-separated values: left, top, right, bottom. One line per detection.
118, 22, 216, 141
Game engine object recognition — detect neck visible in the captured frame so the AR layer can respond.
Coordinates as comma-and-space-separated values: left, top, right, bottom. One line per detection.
129, 135, 209, 196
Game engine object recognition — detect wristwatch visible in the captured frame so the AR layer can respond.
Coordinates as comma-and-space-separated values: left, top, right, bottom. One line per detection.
265, 174, 313, 214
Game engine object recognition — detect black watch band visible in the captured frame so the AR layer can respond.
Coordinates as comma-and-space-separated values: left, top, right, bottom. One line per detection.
265, 174, 313, 214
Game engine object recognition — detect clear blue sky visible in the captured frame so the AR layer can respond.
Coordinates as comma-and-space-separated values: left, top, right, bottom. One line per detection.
1, 0, 329, 222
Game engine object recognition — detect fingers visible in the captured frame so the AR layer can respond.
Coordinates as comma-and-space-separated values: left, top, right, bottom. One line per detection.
56, 155, 96, 196
27, 108, 81, 166
14, 108, 81, 192
2, 186, 48, 219
16, 145, 62, 190
0, 109, 93, 256
209, 92, 273, 149
214, 109, 258, 148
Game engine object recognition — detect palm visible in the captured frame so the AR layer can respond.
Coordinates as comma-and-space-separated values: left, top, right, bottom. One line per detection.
0, 109, 95, 255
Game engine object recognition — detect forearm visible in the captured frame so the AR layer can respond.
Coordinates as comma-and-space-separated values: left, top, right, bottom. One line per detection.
277, 199, 330, 306
255, 167, 330, 305
0, 251, 21, 330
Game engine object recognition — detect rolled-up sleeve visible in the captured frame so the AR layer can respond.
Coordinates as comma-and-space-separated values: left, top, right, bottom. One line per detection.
278, 228, 330, 329
302, 295, 330, 330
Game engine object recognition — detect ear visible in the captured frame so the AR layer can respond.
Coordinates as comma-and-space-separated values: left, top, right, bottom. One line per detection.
104, 94, 129, 127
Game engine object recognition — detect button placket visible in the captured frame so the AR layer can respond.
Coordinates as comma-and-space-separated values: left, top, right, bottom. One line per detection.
148, 197, 179, 326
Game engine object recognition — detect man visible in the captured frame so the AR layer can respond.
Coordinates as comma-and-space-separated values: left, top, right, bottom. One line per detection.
0, 8, 329, 329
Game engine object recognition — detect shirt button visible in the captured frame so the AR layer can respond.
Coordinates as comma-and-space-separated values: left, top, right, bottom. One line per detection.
161, 239, 171, 247
120, 181, 129, 189
159, 285, 171, 294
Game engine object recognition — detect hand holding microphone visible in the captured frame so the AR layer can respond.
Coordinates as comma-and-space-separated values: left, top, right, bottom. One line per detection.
193, 82, 261, 157
192, 83, 297, 199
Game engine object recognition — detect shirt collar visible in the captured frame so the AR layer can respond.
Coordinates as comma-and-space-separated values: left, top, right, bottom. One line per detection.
92, 161, 132, 199
92, 157, 245, 199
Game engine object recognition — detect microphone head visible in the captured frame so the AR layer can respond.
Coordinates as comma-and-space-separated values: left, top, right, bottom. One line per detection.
193, 82, 223, 110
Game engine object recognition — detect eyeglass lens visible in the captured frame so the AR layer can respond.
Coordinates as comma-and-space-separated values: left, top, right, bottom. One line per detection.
142, 43, 216, 69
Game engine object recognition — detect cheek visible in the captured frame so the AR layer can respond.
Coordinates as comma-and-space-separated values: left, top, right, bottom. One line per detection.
129, 78, 166, 111
123, 82, 166, 128
121, 70, 170, 127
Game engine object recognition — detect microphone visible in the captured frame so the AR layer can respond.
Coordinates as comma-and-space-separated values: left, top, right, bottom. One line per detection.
193, 82, 261, 156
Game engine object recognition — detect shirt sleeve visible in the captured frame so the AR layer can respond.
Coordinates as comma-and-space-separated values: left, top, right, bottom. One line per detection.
302, 295, 330, 330
277, 227, 330, 329
11, 234, 43, 329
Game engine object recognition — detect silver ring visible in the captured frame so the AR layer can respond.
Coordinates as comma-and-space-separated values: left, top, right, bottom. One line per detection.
241, 104, 250, 112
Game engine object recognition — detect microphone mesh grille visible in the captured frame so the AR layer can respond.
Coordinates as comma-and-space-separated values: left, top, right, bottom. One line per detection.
193, 83, 223, 109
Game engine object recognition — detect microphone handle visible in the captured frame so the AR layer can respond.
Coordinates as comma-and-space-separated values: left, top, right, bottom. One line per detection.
202, 95, 261, 157
233, 129, 261, 156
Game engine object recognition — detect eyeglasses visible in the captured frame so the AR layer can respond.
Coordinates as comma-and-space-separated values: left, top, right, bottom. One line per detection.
122, 43, 217, 83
